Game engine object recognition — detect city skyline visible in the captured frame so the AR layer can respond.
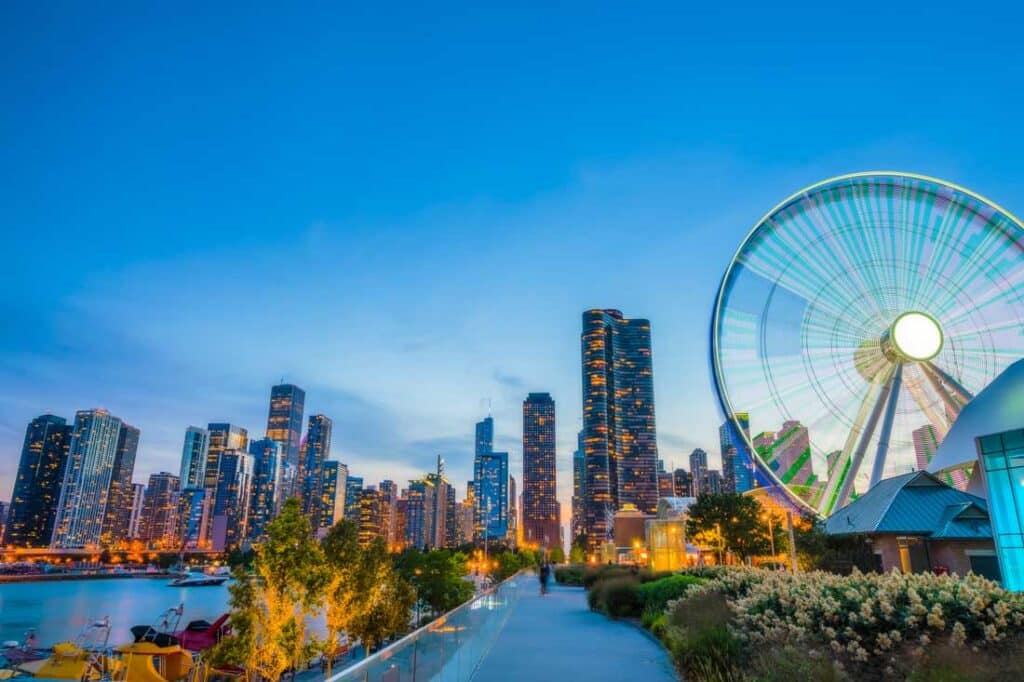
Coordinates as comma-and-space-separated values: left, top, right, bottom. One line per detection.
6, 4, 1024, 536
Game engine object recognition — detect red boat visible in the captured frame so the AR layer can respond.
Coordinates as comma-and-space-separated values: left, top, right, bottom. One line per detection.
173, 614, 230, 652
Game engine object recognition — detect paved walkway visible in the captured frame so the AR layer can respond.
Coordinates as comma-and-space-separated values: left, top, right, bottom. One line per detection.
472, 582, 678, 681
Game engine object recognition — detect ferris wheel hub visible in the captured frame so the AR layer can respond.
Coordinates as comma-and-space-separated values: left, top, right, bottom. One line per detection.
885, 311, 943, 362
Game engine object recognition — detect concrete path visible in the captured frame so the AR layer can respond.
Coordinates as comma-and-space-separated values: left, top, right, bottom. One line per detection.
472, 582, 678, 681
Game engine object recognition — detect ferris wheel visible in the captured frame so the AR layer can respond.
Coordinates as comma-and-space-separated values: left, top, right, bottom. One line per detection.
711, 172, 1024, 517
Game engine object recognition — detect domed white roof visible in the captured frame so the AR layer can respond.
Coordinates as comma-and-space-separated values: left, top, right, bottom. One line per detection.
928, 358, 1024, 473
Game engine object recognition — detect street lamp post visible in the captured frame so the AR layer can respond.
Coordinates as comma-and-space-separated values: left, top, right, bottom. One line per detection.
765, 514, 776, 559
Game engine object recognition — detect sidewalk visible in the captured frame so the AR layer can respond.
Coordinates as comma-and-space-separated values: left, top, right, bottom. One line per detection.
472, 582, 678, 681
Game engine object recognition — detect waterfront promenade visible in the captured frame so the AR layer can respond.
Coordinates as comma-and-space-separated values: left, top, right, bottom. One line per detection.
472, 582, 678, 681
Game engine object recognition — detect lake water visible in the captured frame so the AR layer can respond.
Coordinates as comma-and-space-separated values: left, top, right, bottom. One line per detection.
0, 578, 231, 647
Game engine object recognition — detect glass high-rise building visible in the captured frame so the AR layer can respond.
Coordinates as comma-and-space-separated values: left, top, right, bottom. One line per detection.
523, 392, 559, 549
300, 415, 332, 521
211, 449, 253, 550
247, 437, 282, 542
581, 309, 659, 548
472, 415, 495, 539
139, 472, 180, 547
128, 483, 146, 539
266, 384, 305, 491
571, 430, 585, 540
179, 426, 209, 488
4, 415, 71, 547
358, 487, 386, 546
101, 423, 140, 545
344, 476, 364, 525
474, 450, 508, 541
720, 413, 753, 493
176, 486, 212, 549
205, 423, 248, 489
320, 461, 348, 528
52, 409, 124, 548
689, 448, 708, 495
404, 479, 434, 549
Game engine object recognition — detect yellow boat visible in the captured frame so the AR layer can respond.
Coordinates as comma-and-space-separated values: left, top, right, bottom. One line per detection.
14, 642, 122, 680
114, 640, 193, 682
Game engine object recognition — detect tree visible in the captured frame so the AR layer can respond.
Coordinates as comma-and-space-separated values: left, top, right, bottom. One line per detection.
397, 548, 474, 616
346, 538, 415, 656
685, 493, 770, 561
569, 534, 587, 564
320, 520, 361, 676
547, 545, 565, 564
210, 498, 330, 682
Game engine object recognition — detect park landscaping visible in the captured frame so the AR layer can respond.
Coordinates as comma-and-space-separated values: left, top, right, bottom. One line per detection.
569, 564, 1024, 681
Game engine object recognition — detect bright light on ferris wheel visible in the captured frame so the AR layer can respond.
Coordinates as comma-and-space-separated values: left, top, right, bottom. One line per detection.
891, 312, 943, 362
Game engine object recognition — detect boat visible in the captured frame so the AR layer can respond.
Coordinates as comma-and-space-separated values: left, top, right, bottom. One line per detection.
11, 618, 120, 681
0, 630, 49, 666
168, 572, 228, 587
174, 614, 230, 652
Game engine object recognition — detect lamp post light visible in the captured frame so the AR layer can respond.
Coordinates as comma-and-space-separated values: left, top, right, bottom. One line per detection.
765, 513, 776, 560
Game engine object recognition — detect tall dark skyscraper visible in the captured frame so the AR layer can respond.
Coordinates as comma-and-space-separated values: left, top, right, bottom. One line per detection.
138, 472, 180, 547
320, 461, 348, 529
689, 448, 708, 495
52, 409, 124, 548
247, 437, 282, 542
720, 413, 752, 493
266, 384, 305, 494
571, 430, 585, 540
475, 416, 494, 457
204, 423, 248, 489
345, 476, 364, 524
211, 449, 253, 550
474, 450, 508, 541
581, 309, 659, 548
101, 423, 140, 545
523, 392, 559, 549
300, 414, 332, 521
4, 415, 71, 547
179, 426, 209, 488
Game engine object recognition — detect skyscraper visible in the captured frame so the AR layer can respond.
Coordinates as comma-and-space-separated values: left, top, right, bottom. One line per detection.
472, 415, 495, 540
139, 472, 180, 547
210, 449, 253, 550
508, 474, 518, 546
345, 476, 364, 524
300, 414, 332, 521
205, 423, 248, 489
358, 487, 386, 546
4, 415, 71, 547
247, 437, 282, 542
404, 478, 435, 549
101, 423, 140, 546
52, 409, 124, 548
320, 461, 348, 529
672, 468, 692, 497
720, 413, 752, 493
179, 426, 209, 488
913, 424, 941, 471
689, 448, 708, 496
176, 486, 212, 549
266, 383, 305, 494
581, 309, 659, 548
571, 430, 585, 540
474, 450, 508, 541
127, 483, 146, 539
523, 392, 559, 549
379, 480, 398, 545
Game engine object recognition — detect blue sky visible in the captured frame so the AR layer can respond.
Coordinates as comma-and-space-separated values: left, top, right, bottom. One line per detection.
3, 3, 1024, 526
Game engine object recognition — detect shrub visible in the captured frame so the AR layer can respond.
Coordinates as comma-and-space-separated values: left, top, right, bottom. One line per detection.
554, 565, 585, 586
582, 564, 632, 589
664, 590, 742, 681
602, 576, 643, 618
637, 574, 704, 616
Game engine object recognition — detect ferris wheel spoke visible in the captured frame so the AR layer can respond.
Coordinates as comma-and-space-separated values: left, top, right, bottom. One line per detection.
819, 364, 896, 515
869, 364, 903, 488
921, 361, 974, 407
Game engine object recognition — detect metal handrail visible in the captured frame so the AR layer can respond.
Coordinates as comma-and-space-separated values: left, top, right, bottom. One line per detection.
323, 570, 525, 682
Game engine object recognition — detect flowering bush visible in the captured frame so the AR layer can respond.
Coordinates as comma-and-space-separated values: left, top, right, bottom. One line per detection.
666, 568, 1024, 679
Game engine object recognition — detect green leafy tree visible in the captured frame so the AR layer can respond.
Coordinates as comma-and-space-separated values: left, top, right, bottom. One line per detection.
547, 545, 566, 564
320, 520, 361, 676
347, 538, 416, 655
685, 493, 770, 561
210, 498, 329, 682
397, 548, 474, 616
569, 533, 587, 564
